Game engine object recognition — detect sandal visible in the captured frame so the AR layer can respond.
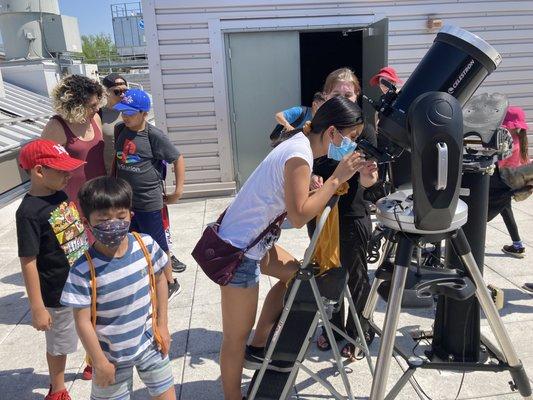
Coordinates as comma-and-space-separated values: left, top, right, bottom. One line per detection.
316, 334, 331, 351
341, 343, 358, 360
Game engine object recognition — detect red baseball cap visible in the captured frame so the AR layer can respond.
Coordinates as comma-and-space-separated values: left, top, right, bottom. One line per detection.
502, 106, 528, 131
19, 139, 86, 171
370, 67, 402, 87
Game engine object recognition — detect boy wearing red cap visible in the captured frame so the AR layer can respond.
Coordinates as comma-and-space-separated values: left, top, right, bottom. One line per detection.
16, 139, 88, 400
370, 66, 402, 94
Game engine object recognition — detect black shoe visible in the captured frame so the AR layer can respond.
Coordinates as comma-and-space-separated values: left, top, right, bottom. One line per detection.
523, 283, 533, 294
168, 278, 182, 301
502, 245, 525, 258
243, 345, 293, 373
170, 254, 187, 273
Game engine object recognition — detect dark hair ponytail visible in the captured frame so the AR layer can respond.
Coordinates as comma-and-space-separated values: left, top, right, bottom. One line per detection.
272, 96, 363, 147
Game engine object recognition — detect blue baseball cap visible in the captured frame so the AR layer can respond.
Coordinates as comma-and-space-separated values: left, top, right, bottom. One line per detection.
113, 88, 151, 115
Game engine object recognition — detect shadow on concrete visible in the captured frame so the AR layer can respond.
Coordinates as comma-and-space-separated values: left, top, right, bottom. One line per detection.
0, 368, 77, 399
0, 271, 24, 287
0, 291, 30, 326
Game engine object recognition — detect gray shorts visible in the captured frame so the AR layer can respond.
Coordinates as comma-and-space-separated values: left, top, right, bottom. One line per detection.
45, 307, 78, 356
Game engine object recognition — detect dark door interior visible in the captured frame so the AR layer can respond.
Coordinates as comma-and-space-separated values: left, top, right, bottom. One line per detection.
299, 30, 363, 106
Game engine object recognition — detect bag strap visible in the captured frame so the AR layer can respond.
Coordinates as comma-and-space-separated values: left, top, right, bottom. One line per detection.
111, 123, 126, 178
132, 232, 163, 350
86, 251, 97, 328
244, 212, 287, 252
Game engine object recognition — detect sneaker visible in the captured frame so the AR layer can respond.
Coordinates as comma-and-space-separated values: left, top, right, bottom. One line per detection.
82, 364, 92, 380
171, 254, 187, 273
168, 278, 182, 301
243, 345, 294, 373
502, 245, 525, 258
523, 283, 533, 294
45, 387, 71, 400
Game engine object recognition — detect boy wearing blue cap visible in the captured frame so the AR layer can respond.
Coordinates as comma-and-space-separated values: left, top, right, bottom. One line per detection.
113, 89, 184, 300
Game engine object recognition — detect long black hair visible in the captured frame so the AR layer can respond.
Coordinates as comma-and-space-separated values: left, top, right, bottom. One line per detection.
272, 96, 364, 147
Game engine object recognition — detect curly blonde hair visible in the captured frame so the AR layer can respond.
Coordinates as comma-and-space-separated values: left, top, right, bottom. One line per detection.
52, 75, 104, 124
323, 67, 361, 96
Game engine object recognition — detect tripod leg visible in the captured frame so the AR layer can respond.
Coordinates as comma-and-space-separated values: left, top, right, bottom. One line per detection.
363, 238, 395, 320
370, 237, 413, 400
451, 229, 532, 398
248, 279, 303, 400
345, 284, 374, 374
309, 276, 355, 400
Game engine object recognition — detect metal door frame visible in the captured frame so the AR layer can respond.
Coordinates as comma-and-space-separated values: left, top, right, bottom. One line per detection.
208, 14, 385, 184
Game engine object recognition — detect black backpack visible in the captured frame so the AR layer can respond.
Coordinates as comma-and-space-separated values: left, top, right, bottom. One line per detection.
269, 106, 308, 141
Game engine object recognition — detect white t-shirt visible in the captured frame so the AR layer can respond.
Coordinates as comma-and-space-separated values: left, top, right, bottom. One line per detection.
219, 132, 313, 260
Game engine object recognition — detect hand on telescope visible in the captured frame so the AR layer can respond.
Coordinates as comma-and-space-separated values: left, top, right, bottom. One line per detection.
331, 152, 367, 184
310, 174, 324, 190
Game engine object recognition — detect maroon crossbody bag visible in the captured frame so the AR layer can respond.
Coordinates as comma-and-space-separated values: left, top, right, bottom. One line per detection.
192, 211, 287, 286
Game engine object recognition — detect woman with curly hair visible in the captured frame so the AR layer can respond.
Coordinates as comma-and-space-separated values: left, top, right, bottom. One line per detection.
42, 74, 107, 205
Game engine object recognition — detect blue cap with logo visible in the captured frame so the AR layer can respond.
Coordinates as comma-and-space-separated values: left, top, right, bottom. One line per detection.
113, 88, 151, 115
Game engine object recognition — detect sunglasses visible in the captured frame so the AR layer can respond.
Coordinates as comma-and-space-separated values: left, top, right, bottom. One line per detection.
113, 88, 127, 96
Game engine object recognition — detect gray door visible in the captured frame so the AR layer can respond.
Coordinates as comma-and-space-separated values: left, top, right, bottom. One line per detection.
226, 31, 301, 186
362, 18, 389, 126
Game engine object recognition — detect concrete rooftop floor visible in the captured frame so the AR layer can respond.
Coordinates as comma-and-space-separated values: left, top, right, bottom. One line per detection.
0, 195, 532, 399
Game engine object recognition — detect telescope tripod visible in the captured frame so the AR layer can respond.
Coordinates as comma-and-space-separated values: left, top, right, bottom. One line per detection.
363, 219, 531, 400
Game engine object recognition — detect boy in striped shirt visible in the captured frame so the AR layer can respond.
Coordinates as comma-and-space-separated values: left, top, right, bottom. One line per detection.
61, 176, 175, 400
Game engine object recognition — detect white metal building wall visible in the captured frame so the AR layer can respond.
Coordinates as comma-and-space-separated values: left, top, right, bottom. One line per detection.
142, 0, 533, 195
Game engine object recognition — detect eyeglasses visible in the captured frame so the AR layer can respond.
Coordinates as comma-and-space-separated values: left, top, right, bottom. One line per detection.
113, 89, 127, 96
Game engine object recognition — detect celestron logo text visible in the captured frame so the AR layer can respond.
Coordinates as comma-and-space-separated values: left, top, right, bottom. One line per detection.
448, 59, 475, 94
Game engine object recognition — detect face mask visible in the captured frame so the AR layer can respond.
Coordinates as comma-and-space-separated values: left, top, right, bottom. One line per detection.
91, 219, 130, 248
327, 130, 357, 161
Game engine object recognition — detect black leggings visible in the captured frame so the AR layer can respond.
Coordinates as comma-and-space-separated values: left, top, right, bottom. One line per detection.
500, 205, 521, 242
488, 169, 521, 242
309, 216, 372, 340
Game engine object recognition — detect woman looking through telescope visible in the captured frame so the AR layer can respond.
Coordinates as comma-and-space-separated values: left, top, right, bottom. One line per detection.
208, 97, 375, 400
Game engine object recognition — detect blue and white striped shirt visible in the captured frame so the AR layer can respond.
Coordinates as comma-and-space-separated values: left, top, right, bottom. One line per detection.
61, 233, 168, 364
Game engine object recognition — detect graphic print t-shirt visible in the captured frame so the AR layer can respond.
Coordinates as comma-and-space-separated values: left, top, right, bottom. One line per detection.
114, 123, 180, 212
16, 191, 89, 307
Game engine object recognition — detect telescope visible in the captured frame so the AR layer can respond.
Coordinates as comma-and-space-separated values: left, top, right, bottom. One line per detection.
361, 25, 531, 400
245, 25, 531, 400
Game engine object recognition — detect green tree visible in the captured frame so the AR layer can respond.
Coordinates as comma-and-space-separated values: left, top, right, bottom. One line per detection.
81, 33, 119, 64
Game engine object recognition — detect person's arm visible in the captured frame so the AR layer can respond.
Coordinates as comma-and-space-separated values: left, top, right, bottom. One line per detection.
73, 308, 116, 387
275, 111, 294, 132
165, 154, 185, 204
19, 256, 51, 331
155, 271, 170, 356
284, 152, 367, 228
41, 118, 67, 145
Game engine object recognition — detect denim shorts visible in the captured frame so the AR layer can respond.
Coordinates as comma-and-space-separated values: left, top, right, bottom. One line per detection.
228, 256, 260, 288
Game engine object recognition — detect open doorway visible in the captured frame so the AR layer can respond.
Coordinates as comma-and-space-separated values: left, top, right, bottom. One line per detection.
299, 30, 363, 105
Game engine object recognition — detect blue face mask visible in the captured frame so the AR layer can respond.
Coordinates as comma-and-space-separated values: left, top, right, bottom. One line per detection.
327, 130, 357, 161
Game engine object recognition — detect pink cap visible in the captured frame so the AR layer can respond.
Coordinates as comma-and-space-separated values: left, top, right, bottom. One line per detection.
502, 106, 528, 131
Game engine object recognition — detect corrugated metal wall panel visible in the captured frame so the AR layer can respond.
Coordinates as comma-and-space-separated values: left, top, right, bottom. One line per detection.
144, 0, 533, 191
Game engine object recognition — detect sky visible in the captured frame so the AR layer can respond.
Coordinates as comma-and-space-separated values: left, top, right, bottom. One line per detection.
1, 0, 128, 45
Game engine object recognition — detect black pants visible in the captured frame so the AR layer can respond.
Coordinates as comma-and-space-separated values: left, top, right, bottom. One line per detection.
488, 169, 521, 242
308, 216, 372, 340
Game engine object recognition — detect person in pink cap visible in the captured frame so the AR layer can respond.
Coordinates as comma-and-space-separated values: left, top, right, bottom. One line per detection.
369, 66, 402, 94
488, 106, 531, 258
16, 139, 89, 400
